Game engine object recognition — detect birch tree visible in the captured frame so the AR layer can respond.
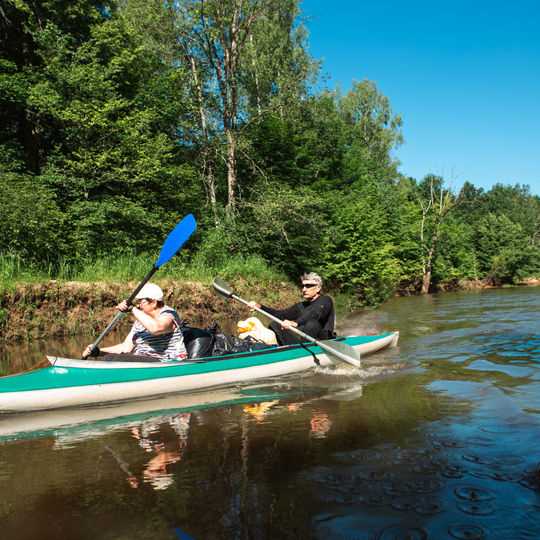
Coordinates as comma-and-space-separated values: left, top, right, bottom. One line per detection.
417, 175, 461, 294
173, 0, 261, 217
174, 0, 310, 219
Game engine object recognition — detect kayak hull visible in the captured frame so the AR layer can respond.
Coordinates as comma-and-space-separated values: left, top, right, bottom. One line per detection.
0, 332, 398, 413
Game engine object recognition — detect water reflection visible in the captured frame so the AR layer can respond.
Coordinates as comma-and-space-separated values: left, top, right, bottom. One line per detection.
128, 412, 191, 491
243, 401, 280, 423
309, 410, 332, 439
0, 287, 539, 539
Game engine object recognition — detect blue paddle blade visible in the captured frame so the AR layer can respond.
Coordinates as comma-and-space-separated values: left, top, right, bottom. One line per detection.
156, 214, 197, 268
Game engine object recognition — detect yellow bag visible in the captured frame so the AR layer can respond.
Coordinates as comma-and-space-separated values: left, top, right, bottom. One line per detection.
237, 317, 277, 345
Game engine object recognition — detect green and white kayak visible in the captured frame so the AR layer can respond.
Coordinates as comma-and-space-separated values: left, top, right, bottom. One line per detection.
0, 332, 398, 413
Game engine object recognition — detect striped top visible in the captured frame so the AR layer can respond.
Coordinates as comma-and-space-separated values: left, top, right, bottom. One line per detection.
128, 306, 187, 361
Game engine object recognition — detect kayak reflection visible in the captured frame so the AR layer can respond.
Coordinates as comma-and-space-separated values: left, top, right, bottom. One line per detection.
0, 383, 319, 442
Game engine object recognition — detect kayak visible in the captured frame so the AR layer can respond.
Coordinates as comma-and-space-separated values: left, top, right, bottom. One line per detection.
0, 332, 398, 413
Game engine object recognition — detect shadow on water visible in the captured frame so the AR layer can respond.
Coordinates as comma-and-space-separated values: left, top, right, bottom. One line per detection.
0, 287, 539, 539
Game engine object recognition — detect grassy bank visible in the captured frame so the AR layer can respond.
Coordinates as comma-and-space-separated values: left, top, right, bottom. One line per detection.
0, 252, 286, 290
0, 253, 303, 342
7, 253, 533, 343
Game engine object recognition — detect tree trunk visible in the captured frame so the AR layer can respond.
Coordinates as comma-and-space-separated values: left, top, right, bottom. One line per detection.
20, 111, 40, 174
421, 246, 435, 294
177, 1, 264, 219
202, 152, 219, 225
225, 128, 237, 216
249, 33, 262, 115
186, 53, 218, 221
417, 176, 460, 294
421, 267, 432, 294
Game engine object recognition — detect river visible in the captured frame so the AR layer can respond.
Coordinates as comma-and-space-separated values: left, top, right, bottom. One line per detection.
0, 287, 539, 539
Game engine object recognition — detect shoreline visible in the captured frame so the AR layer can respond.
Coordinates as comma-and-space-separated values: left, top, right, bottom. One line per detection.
0, 279, 299, 343
1, 278, 538, 343
437, 277, 540, 292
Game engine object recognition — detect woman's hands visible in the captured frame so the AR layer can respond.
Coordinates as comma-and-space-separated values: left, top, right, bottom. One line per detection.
82, 299, 132, 358
82, 344, 100, 359
117, 300, 132, 313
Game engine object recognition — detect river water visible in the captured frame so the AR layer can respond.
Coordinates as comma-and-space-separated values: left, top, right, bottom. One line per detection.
0, 287, 539, 539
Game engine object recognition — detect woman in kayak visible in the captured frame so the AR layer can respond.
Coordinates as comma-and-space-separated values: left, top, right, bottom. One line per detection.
248, 272, 336, 346
82, 283, 187, 362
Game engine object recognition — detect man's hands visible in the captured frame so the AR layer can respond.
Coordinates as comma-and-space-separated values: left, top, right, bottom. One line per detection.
248, 302, 297, 330
281, 320, 298, 330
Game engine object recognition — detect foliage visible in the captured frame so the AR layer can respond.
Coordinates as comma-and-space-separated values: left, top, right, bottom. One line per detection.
322, 188, 403, 305
1, 0, 539, 306
240, 183, 328, 276
474, 213, 539, 283
0, 172, 66, 263
173, 0, 314, 216
340, 80, 403, 187
432, 218, 479, 283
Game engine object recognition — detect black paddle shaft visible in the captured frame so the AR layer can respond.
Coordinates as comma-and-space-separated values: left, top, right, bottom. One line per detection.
87, 265, 158, 356
83, 214, 197, 359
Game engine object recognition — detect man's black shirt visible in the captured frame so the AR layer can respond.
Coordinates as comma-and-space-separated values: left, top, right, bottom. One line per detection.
261, 295, 336, 339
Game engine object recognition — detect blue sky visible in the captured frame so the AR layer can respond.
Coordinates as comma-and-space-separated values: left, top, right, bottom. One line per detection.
301, 0, 540, 195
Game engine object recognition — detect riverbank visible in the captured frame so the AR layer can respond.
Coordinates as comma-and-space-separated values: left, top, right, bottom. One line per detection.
437, 276, 540, 292
1, 276, 538, 343
0, 279, 299, 342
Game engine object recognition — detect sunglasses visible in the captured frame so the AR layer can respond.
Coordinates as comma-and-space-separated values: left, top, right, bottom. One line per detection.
301, 283, 318, 289
135, 298, 153, 306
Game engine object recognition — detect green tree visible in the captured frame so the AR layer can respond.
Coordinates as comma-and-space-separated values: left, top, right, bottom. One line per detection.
241, 183, 328, 275
36, 8, 199, 257
174, 0, 313, 218
243, 93, 345, 194
322, 188, 402, 305
0, 0, 111, 174
475, 213, 531, 283
0, 173, 66, 262
432, 217, 479, 285
340, 80, 403, 189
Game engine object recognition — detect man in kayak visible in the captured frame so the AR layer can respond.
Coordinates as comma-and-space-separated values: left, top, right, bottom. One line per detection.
82, 283, 187, 361
248, 272, 336, 345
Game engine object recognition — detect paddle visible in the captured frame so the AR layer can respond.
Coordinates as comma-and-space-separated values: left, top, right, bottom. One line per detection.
104, 445, 139, 488
212, 278, 361, 368
85, 214, 197, 358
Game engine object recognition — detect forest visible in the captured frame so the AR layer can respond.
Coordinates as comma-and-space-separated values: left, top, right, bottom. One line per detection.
1, 0, 539, 305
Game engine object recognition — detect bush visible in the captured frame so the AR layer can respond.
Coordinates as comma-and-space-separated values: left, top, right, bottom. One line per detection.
239, 183, 328, 277
0, 172, 66, 264
322, 192, 402, 304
